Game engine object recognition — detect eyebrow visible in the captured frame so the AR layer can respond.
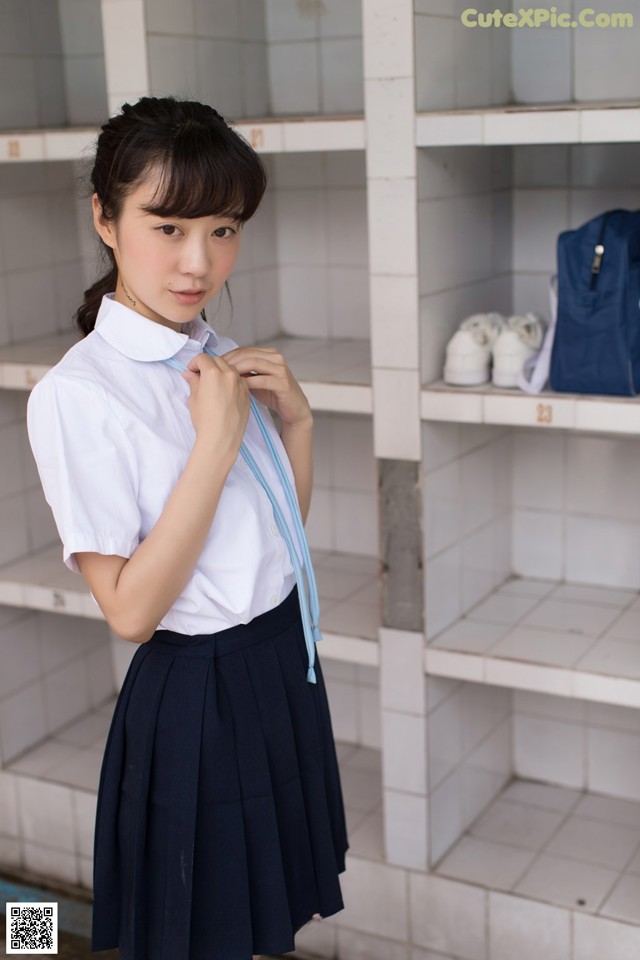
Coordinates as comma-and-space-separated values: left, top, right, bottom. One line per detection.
139, 207, 244, 223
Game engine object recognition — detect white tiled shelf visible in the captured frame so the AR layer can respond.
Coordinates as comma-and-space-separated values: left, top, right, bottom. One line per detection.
21, 99, 640, 164
2, 706, 382, 888
266, 335, 372, 414
233, 116, 365, 153
421, 380, 640, 436
426, 577, 640, 710
0, 546, 380, 667
0, 128, 100, 164
0, 332, 80, 390
0, 117, 366, 165
416, 100, 640, 148
434, 774, 640, 924
0, 332, 372, 415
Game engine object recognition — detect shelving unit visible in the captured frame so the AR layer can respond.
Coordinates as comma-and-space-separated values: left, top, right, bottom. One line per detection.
416, 100, 640, 147
0, 544, 380, 664
421, 380, 640, 434
0, 330, 372, 410
426, 575, 640, 707
0, 116, 365, 165
2, 2, 640, 959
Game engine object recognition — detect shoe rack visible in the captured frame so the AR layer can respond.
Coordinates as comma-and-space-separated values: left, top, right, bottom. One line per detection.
1, 2, 640, 959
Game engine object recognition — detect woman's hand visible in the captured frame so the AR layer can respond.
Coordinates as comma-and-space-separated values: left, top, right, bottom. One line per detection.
221, 346, 312, 426
183, 352, 250, 460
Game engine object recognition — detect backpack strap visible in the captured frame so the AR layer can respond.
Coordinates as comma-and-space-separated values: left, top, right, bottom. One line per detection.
516, 274, 558, 394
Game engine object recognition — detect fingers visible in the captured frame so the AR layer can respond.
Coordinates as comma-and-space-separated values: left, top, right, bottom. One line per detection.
187, 351, 225, 373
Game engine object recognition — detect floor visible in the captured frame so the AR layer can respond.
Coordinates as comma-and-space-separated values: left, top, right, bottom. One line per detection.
434, 776, 640, 920
431, 576, 640, 679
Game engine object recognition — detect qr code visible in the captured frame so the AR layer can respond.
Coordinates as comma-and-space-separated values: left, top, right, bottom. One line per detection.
5, 902, 58, 954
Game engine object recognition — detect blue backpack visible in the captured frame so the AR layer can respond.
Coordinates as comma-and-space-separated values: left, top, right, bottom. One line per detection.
550, 209, 640, 396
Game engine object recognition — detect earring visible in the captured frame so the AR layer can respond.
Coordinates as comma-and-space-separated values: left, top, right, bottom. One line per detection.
121, 280, 137, 307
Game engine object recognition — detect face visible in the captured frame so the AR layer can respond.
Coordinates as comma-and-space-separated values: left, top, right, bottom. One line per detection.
92, 166, 243, 332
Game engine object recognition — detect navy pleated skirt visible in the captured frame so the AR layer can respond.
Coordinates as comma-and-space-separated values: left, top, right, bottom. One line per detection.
91, 585, 349, 960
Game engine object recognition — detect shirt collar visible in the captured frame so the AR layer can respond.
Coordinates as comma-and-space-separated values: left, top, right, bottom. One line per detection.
94, 292, 219, 361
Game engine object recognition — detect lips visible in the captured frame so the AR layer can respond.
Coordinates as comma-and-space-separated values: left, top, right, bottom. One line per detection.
170, 289, 207, 305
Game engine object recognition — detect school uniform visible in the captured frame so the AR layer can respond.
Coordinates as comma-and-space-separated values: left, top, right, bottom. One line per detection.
26, 293, 349, 960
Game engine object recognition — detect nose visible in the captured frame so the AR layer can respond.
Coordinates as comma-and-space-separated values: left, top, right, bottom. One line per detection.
179, 235, 210, 278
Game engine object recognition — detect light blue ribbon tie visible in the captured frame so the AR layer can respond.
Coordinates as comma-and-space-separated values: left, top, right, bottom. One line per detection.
162, 342, 323, 684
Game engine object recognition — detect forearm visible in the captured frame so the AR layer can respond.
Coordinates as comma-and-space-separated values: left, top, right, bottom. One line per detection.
113, 440, 236, 643
280, 414, 314, 523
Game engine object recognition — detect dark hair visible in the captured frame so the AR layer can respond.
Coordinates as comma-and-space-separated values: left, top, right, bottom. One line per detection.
75, 96, 268, 336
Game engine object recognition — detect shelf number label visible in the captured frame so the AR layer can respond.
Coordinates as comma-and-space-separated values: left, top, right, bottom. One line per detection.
52, 591, 66, 609
248, 127, 264, 150
8, 139, 20, 159
536, 403, 553, 425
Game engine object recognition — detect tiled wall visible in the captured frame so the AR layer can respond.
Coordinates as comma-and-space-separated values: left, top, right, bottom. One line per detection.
513, 0, 640, 103
0, 162, 85, 347
271, 152, 369, 339
0, 0, 106, 131
306, 412, 378, 557
514, 689, 640, 803
0, 161, 85, 582
427, 675, 511, 864
323, 659, 380, 749
513, 143, 640, 319
0, 606, 112, 766
513, 429, 640, 588
414, 0, 511, 112
145, 0, 270, 119
418, 145, 512, 385
423, 422, 512, 639
426, 670, 640, 867
0, 0, 65, 130
421, 410, 640, 859
145, 0, 363, 118
415, 0, 640, 111
57, 0, 108, 125
264, 0, 363, 115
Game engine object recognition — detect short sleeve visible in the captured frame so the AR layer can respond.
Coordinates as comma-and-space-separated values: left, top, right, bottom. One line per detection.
26, 373, 142, 574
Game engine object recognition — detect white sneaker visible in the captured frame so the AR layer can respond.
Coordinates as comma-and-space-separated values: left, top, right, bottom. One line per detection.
443, 312, 506, 386
492, 313, 546, 388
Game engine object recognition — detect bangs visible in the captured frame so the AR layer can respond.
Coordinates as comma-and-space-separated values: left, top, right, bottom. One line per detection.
140, 123, 267, 222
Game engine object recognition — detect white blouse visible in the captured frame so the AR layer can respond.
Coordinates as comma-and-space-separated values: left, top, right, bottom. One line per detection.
26, 293, 298, 635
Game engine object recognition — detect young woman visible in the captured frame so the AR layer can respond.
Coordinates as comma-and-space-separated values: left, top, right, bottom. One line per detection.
26, 96, 349, 960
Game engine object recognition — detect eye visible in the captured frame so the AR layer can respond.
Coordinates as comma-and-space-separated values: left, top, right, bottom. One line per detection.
213, 226, 236, 239
156, 224, 179, 236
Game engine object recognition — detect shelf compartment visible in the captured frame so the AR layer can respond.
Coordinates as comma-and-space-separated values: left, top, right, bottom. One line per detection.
425, 576, 640, 709
3, 331, 371, 414
421, 380, 640, 436
233, 115, 365, 153
433, 773, 640, 924
263, 335, 372, 414
0, 545, 102, 620
0, 127, 99, 164
416, 101, 640, 148
0, 116, 366, 165
3, 702, 382, 890
0, 332, 79, 389
0, 545, 379, 666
